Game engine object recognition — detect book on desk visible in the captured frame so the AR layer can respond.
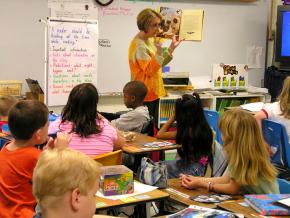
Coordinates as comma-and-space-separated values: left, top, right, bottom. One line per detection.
167, 205, 243, 218
244, 194, 290, 216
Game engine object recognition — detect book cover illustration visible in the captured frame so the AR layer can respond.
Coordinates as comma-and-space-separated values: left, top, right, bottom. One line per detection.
212, 63, 248, 90
167, 205, 243, 218
157, 7, 204, 41
191, 194, 232, 203
244, 194, 290, 216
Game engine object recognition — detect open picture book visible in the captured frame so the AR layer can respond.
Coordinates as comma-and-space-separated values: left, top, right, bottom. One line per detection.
157, 7, 204, 41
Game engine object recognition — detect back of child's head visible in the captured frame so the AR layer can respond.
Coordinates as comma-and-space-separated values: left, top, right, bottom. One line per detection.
175, 93, 205, 125
218, 109, 277, 185
0, 95, 17, 118
175, 93, 213, 164
8, 100, 48, 140
279, 76, 290, 119
62, 83, 101, 137
123, 81, 147, 103
33, 148, 101, 212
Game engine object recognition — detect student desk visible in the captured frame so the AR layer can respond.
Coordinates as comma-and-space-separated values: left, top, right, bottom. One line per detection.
95, 189, 169, 216
163, 178, 217, 209
122, 133, 181, 172
122, 133, 180, 155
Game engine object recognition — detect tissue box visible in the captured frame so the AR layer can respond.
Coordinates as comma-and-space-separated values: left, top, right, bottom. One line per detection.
99, 165, 134, 196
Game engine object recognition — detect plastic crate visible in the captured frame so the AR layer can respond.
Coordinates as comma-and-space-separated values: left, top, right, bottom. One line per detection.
0, 80, 22, 96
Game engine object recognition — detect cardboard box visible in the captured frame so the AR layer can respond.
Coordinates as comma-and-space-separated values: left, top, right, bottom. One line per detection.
99, 165, 134, 196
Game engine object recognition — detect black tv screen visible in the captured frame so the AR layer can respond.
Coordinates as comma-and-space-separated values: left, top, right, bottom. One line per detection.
275, 5, 290, 68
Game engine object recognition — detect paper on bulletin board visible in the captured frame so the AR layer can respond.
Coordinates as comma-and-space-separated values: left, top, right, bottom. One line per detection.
48, 0, 97, 20
246, 46, 263, 69
96, 181, 157, 200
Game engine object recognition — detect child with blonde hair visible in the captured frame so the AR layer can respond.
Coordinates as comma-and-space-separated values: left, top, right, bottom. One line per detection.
181, 109, 279, 194
32, 148, 101, 218
255, 76, 290, 141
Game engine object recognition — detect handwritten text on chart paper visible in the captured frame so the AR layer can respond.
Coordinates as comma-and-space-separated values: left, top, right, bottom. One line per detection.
48, 23, 98, 96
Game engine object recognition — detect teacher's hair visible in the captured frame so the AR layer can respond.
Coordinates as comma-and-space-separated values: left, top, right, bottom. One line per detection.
137, 8, 162, 33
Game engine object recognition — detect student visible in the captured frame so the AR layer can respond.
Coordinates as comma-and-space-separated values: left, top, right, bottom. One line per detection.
0, 95, 17, 132
181, 109, 279, 194
156, 93, 213, 178
49, 83, 126, 157
110, 81, 150, 132
32, 148, 101, 218
0, 100, 70, 218
255, 76, 290, 141
128, 8, 182, 124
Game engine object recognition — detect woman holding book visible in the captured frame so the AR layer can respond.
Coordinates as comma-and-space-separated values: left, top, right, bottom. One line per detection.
128, 8, 182, 124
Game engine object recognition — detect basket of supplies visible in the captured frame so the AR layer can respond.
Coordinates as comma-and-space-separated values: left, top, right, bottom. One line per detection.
0, 80, 22, 96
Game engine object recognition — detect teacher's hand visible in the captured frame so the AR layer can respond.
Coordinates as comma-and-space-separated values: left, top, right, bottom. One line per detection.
154, 37, 162, 55
169, 35, 183, 55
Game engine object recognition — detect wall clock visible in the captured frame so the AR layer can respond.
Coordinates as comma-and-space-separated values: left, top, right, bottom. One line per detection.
95, 0, 114, 6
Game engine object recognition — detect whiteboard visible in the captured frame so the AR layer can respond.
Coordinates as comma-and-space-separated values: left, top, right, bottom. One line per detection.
96, 0, 268, 93
47, 20, 98, 106
0, 0, 269, 100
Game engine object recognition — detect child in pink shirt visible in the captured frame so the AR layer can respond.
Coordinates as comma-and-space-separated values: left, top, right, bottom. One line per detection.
49, 83, 125, 157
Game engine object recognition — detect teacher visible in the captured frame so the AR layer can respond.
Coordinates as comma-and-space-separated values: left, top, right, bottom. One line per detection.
128, 8, 182, 126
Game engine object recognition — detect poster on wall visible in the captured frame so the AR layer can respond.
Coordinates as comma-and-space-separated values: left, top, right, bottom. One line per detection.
47, 19, 98, 106
212, 63, 248, 90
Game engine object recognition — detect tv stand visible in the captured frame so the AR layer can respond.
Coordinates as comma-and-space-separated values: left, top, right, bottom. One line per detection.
279, 62, 290, 71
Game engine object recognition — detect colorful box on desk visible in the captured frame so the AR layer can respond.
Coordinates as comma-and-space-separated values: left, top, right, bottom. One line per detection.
99, 165, 134, 196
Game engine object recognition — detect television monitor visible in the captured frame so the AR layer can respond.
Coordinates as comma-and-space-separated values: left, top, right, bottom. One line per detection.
275, 5, 290, 70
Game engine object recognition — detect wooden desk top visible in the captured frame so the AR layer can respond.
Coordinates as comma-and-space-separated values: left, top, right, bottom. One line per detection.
95, 189, 169, 211
163, 178, 217, 209
122, 133, 180, 155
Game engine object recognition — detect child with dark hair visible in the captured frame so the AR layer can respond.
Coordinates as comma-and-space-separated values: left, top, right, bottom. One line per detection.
0, 100, 70, 218
156, 93, 213, 178
111, 80, 150, 132
49, 83, 126, 157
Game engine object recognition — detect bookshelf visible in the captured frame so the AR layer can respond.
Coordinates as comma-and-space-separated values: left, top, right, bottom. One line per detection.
158, 92, 266, 128
213, 93, 265, 114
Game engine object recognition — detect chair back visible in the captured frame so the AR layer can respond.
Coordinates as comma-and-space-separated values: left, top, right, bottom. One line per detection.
93, 150, 122, 166
277, 178, 290, 194
141, 115, 154, 136
262, 119, 289, 168
203, 109, 222, 144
